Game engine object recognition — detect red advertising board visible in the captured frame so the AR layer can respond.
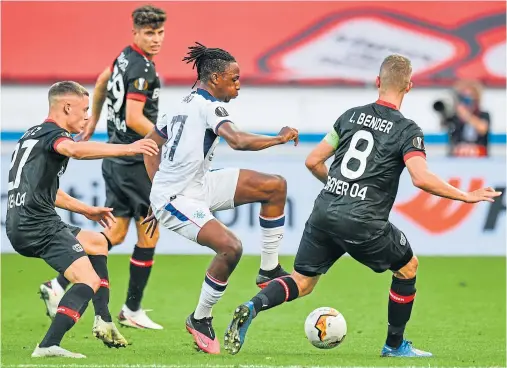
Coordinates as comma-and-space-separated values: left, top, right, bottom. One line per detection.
2, 1, 505, 86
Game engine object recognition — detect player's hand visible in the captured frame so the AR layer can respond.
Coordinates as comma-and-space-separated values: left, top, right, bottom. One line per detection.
277, 127, 299, 146
128, 139, 159, 156
84, 206, 117, 229
464, 187, 502, 203
76, 119, 97, 142
141, 207, 158, 238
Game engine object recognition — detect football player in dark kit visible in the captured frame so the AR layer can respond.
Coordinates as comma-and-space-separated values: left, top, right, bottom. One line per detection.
6, 81, 159, 358
41, 5, 167, 330
224, 55, 502, 357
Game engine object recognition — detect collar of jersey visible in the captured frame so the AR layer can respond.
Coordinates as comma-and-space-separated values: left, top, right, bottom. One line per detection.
375, 99, 398, 110
195, 88, 218, 102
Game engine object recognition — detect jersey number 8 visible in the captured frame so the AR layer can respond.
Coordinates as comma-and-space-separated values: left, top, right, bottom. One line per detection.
340, 130, 374, 180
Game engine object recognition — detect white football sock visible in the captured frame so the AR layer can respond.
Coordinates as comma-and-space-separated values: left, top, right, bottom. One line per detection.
194, 272, 228, 320
259, 214, 285, 271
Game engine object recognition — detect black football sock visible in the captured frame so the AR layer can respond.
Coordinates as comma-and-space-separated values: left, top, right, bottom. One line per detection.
39, 283, 94, 348
251, 276, 299, 315
89, 255, 112, 322
101, 232, 113, 251
56, 274, 70, 290
126, 246, 155, 311
386, 276, 416, 349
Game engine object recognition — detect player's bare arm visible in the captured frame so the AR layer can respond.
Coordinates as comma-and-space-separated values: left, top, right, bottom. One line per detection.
126, 99, 158, 137
78, 67, 112, 141
218, 122, 299, 151
144, 126, 166, 182
55, 189, 116, 229
406, 156, 501, 203
54, 138, 159, 160
305, 130, 338, 184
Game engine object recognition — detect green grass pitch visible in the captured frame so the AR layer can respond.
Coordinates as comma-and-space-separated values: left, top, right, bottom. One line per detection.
1, 254, 505, 367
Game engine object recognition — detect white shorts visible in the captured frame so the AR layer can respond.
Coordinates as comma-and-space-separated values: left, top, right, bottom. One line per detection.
154, 168, 240, 242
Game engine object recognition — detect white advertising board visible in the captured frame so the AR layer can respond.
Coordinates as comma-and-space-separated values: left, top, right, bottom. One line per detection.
1, 151, 504, 256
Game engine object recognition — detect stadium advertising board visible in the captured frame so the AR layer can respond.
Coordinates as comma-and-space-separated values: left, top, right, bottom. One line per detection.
1, 154, 504, 256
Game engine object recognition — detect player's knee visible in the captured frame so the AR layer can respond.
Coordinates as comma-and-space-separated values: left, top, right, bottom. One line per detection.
219, 235, 243, 265
74, 271, 101, 292
395, 256, 419, 279
108, 230, 127, 246
137, 231, 159, 248
263, 174, 287, 200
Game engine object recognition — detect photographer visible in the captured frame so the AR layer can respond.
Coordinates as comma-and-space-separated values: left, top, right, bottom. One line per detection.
434, 80, 490, 157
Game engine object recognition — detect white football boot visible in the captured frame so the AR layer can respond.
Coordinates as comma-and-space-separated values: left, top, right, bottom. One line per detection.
39, 280, 65, 320
31, 344, 86, 358
92, 316, 128, 348
117, 305, 163, 330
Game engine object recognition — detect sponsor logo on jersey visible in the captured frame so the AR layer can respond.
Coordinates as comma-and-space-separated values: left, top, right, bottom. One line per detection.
134, 78, 149, 91
412, 137, 425, 150
72, 243, 84, 252
215, 106, 229, 117
395, 178, 483, 234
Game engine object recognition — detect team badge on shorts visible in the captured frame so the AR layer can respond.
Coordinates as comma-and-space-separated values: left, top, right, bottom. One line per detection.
72, 243, 84, 252
215, 106, 229, 117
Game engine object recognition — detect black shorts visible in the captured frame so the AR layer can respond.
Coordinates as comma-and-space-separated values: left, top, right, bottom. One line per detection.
12, 223, 85, 274
294, 220, 413, 276
102, 159, 151, 220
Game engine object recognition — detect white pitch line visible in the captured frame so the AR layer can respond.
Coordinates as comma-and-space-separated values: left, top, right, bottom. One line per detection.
4, 365, 503, 368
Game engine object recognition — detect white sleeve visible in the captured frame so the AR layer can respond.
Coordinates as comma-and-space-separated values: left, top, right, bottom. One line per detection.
155, 113, 169, 139
206, 102, 234, 134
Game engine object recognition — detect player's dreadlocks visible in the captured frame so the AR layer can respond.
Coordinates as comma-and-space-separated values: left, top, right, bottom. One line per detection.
132, 5, 166, 29
183, 42, 236, 85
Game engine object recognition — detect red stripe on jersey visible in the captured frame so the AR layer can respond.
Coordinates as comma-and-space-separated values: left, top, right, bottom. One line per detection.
131, 43, 151, 60
389, 290, 416, 304
57, 306, 81, 322
100, 279, 109, 288
376, 99, 398, 110
53, 137, 73, 152
130, 258, 154, 267
403, 151, 426, 163
127, 93, 147, 102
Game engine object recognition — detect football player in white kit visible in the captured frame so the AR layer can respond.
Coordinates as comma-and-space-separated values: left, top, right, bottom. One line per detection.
142, 43, 299, 354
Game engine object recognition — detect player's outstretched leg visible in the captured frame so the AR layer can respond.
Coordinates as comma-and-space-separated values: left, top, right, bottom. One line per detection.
225, 272, 318, 355
381, 256, 432, 357
119, 219, 162, 330
78, 231, 127, 348
33, 257, 98, 358
233, 170, 290, 287
187, 220, 243, 354
39, 273, 70, 319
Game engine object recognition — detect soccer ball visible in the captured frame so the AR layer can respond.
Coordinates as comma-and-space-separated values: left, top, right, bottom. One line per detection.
304, 307, 347, 349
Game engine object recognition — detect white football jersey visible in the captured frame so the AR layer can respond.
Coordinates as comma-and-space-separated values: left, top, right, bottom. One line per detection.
150, 88, 234, 210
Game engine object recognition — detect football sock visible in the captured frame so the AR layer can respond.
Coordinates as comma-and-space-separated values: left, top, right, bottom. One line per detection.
47, 275, 68, 296
251, 276, 299, 315
194, 272, 228, 320
101, 232, 113, 251
39, 283, 93, 348
126, 246, 155, 312
259, 215, 285, 271
88, 255, 112, 322
386, 276, 416, 348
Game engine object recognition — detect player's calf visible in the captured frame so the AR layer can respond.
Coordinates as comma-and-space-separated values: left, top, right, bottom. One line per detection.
386, 255, 419, 349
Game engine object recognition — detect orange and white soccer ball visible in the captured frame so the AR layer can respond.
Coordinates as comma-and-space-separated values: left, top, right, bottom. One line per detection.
304, 307, 347, 349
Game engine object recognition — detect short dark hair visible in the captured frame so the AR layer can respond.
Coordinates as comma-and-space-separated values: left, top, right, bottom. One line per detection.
183, 42, 236, 83
132, 5, 166, 29
48, 81, 89, 103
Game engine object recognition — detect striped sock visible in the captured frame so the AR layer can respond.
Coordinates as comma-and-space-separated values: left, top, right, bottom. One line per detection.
126, 246, 155, 312
259, 214, 285, 271
39, 283, 94, 347
194, 272, 228, 320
